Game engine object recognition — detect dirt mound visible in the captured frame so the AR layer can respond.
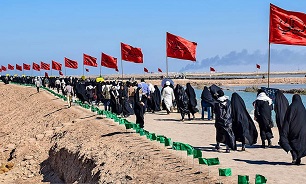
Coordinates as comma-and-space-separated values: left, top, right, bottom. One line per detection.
0, 83, 210, 183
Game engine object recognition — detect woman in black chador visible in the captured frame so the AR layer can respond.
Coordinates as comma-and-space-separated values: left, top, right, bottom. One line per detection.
274, 90, 289, 141
231, 92, 258, 151
280, 94, 306, 165
118, 84, 134, 117
151, 85, 161, 113
176, 84, 190, 121
214, 90, 236, 153
134, 87, 145, 128
253, 89, 273, 148
185, 83, 198, 120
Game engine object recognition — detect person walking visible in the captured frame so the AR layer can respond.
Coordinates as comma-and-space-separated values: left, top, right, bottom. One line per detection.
231, 92, 258, 151
253, 89, 273, 148
161, 81, 175, 114
185, 83, 198, 120
134, 87, 145, 128
201, 86, 215, 120
65, 82, 74, 108
214, 90, 236, 153
176, 84, 190, 122
280, 94, 306, 165
35, 77, 41, 93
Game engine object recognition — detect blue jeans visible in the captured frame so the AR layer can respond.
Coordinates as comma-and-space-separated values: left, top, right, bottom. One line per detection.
201, 100, 212, 120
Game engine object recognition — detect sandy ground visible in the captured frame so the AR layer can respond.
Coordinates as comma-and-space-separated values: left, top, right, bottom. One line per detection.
1, 82, 305, 183
0, 83, 210, 183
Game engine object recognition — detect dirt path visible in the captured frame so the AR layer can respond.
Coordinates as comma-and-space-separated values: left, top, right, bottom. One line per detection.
0, 83, 210, 183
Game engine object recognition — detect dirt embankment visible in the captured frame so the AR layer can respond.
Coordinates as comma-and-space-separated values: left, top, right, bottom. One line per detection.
0, 83, 210, 183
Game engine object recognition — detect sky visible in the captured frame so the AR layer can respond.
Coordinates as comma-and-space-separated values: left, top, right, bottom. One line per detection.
1, 0, 306, 76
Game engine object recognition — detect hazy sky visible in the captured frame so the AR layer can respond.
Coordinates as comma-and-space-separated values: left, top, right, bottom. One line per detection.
1, 0, 306, 76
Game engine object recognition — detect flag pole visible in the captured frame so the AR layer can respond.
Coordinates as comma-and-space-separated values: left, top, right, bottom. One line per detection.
166, 57, 169, 78
268, 43, 271, 88
100, 63, 102, 77
121, 59, 124, 80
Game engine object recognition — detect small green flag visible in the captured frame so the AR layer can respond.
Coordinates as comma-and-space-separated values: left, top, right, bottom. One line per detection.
218, 168, 232, 176
156, 135, 164, 141
255, 174, 267, 184
149, 133, 156, 141
193, 149, 202, 158
198, 158, 220, 166
198, 158, 208, 165
181, 144, 194, 156
159, 136, 166, 143
124, 123, 133, 129
172, 142, 182, 150
164, 138, 171, 146
238, 175, 249, 184
132, 124, 140, 130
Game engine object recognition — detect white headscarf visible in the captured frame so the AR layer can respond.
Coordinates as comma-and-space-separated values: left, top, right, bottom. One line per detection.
256, 92, 272, 105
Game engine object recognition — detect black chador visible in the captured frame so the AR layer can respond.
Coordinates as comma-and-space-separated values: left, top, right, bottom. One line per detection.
231, 92, 258, 151
274, 90, 289, 140
280, 94, 306, 165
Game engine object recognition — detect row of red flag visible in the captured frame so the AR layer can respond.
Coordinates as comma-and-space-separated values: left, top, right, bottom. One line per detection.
1, 3, 304, 74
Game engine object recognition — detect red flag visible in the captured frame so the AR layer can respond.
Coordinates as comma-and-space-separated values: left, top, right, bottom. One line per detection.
33, 62, 40, 71
85, 68, 89, 72
59, 71, 63, 76
23, 63, 31, 70
270, 4, 306, 46
8, 64, 14, 70
52, 60, 62, 71
65, 57, 78, 69
121, 42, 143, 63
45, 72, 49, 78
158, 68, 162, 72
210, 67, 215, 72
166, 32, 197, 61
0, 69, 2, 72
144, 67, 149, 73
83, 53, 97, 67
101, 53, 119, 71
1, 66, 7, 71
40, 61, 50, 70
16, 64, 22, 71
256, 64, 261, 69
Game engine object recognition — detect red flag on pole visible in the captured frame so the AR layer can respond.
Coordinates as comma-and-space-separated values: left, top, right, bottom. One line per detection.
83, 53, 97, 67
210, 67, 215, 72
33, 62, 40, 71
101, 53, 119, 71
23, 63, 31, 70
121, 42, 143, 63
166, 32, 197, 61
85, 68, 89, 72
144, 67, 149, 73
158, 68, 162, 72
40, 61, 50, 70
65, 57, 78, 69
8, 64, 14, 70
45, 72, 49, 78
270, 4, 306, 46
1, 66, 7, 71
16, 64, 22, 71
52, 60, 62, 71
256, 64, 261, 69
59, 71, 63, 76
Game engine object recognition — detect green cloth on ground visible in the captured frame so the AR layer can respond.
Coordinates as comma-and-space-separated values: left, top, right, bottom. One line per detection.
193, 149, 202, 158
255, 174, 267, 184
218, 168, 232, 176
238, 175, 249, 184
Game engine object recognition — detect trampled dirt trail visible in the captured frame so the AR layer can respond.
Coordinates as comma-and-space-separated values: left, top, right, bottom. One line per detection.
0, 83, 211, 183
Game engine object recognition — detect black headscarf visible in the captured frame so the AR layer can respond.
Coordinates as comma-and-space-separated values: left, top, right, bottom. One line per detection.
185, 83, 198, 113
280, 94, 306, 159
201, 86, 216, 106
209, 84, 222, 100
274, 90, 289, 135
231, 92, 258, 145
